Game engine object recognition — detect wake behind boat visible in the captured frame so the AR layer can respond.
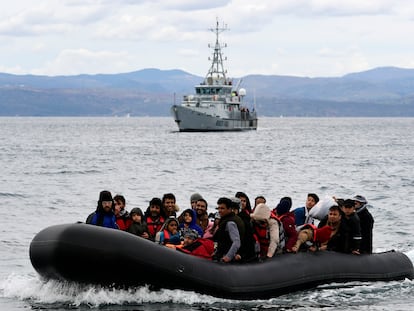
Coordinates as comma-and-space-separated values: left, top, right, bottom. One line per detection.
30, 223, 414, 300
171, 20, 258, 132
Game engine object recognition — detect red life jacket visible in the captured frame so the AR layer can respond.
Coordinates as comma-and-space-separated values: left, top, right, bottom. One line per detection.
147, 216, 165, 237
116, 217, 132, 231
178, 238, 214, 260
253, 211, 280, 257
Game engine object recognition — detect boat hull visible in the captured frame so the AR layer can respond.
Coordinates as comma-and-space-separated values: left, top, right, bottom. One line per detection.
30, 223, 414, 300
171, 105, 258, 132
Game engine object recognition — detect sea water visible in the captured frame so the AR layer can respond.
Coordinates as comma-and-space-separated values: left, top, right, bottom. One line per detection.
0, 117, 413, 310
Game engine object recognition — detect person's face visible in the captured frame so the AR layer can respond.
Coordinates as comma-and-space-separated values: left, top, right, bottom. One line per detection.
150, 205, 160, 217
164, 198, 175, 211
191, 200, 197, 209
183, 236, 195, 247
102, 200, 112, 212
239, 197, 247, 210
354, 201, 363, 209
114, 201, 123, 215
184, 212, 193, 223
328, 209, 341, 224
168, 221, 178, 234
132, 213, 142, 223
306, 196, 317, 209
196, 201, 207, 215
341, 205, 355, 217
217, 203, 231, 217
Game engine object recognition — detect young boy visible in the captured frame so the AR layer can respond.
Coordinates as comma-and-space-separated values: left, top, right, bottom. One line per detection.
176, 229, 214, 259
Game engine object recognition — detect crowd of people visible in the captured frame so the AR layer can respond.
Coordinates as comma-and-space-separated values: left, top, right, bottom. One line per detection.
85, 190, 374, 262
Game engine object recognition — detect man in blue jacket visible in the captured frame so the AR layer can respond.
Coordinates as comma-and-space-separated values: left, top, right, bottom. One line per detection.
86, 190, 119, 229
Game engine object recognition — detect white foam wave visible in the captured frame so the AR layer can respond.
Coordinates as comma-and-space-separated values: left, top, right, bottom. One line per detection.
0, 273, 230, 308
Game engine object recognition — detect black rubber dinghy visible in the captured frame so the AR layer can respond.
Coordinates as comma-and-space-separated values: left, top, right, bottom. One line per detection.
30, 223, 414, 300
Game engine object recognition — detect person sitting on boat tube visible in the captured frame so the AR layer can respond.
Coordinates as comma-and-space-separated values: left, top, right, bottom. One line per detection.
86, 190, 119, 229
173, 229, 215, 260
155, 217, 182, 246
292, 193, 319, 231
213, 197, 245, 263
273, 197, 297, 253
250, 203, 282, 259
291, 224, 333, 253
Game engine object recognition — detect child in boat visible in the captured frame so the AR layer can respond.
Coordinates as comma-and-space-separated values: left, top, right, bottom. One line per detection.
291, 224, 333, 253
178, 208, 204, 237
155, 217, 181, 246
127, 207, 149, 239
174, 229, 215, 259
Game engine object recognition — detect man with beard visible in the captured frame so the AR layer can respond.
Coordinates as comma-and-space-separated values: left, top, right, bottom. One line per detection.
86, 190, 119, 229
194, 198, 212, 234
144, 197, 166, 241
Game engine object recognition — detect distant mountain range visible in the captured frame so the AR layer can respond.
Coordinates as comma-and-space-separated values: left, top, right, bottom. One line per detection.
1, 66, 414, 116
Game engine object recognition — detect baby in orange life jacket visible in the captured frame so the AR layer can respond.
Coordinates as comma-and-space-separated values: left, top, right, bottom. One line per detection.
291, 225, 332, 253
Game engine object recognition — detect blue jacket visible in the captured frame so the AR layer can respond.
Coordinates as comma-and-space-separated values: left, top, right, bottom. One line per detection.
179, 209, 204, 236
87, 211, 119, 229
293, 206, 306, 226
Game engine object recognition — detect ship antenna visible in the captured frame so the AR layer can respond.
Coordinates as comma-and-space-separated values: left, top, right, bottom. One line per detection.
205, 19, 229, 85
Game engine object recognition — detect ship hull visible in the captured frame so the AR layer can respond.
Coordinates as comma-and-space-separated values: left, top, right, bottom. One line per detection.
171, 105, 258, 132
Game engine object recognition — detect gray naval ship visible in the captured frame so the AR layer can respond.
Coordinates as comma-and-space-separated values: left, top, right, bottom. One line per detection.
171, 21, 258, 132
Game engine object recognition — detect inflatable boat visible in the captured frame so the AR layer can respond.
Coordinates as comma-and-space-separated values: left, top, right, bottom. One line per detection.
29, 223, 414, 300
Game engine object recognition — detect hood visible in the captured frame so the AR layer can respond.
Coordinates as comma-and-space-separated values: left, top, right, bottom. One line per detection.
250, 203, 270, 221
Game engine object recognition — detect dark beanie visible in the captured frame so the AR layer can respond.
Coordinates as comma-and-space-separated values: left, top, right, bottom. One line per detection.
308, 193, 319, 204
99, 190, 113, 202
276, 197, 292, 215
130, 207, 143, 217
149, 197, 162, 207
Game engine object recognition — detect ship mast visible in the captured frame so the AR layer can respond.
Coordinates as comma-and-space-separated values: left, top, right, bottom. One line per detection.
205, 20, 228, 85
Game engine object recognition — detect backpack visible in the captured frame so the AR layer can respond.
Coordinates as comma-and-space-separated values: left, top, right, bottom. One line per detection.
271, 212, 286, 253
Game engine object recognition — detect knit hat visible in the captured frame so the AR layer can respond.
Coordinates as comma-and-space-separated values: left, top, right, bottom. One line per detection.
99, 190, 113, 202
190, 193, 203, 202
315, 226, 333, 244
183, 228, 199, 240
275, 197, 292, 215
250, 203, 270, 221
308, 193, 319, 203
130, 207, 143, 217
353, 195, 367, 204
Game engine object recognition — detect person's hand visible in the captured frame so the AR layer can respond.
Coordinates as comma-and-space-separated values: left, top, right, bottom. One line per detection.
141, 232, 149, 239
221, 256, 231, 263
352, 250, 360, 255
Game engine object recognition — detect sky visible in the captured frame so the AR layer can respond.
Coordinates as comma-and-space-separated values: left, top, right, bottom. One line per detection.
1, 0, 414, 78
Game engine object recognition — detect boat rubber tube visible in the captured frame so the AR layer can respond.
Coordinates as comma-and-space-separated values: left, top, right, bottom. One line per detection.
30, 223, 414, 300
